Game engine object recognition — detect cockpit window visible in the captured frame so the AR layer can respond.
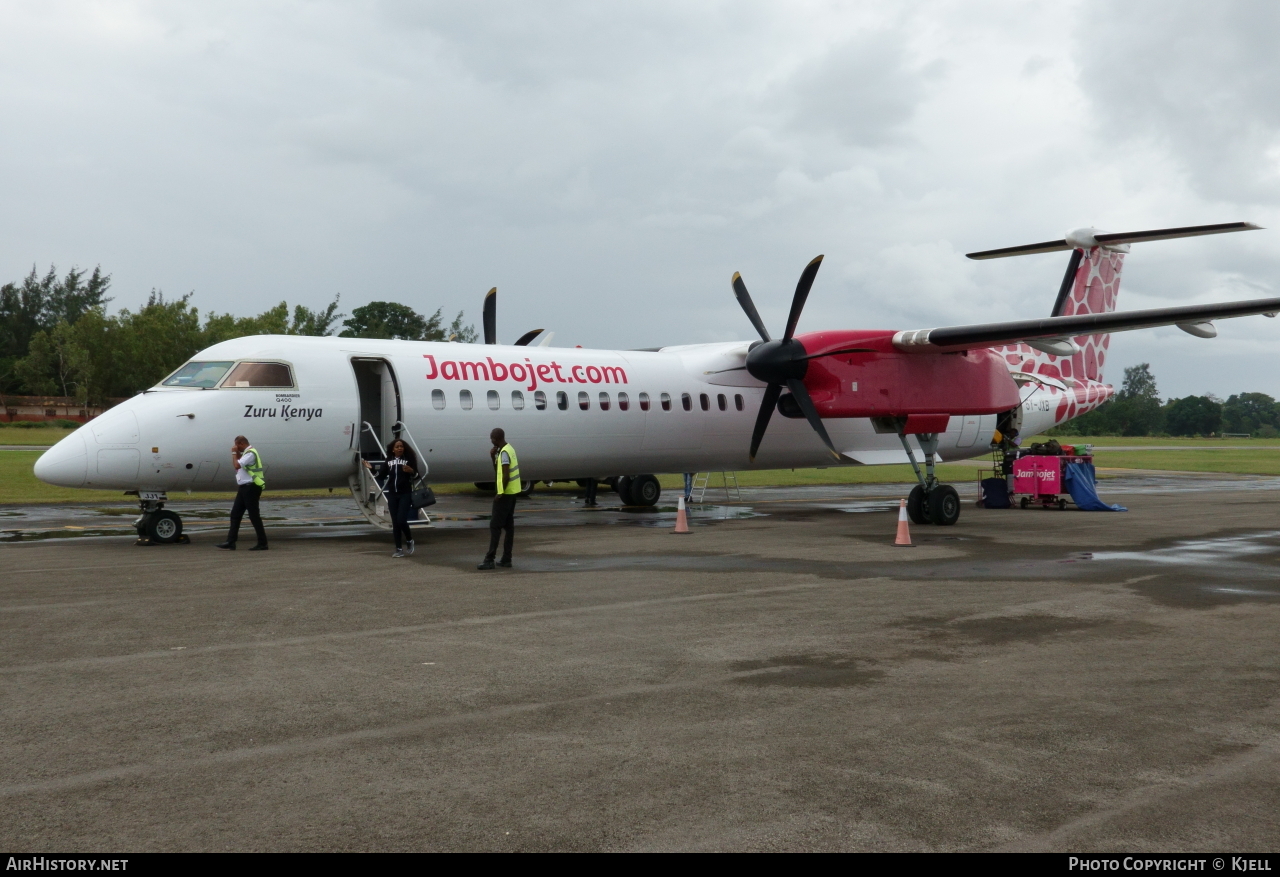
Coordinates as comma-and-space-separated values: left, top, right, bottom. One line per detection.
161, 361, 234, 388
222, 362, 295, 388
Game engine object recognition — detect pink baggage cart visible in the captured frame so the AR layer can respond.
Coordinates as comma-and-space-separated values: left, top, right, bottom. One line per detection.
1012, 454, 1093, 509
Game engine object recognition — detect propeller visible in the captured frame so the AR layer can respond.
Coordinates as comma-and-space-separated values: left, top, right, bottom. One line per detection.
482, 287, 546, 346
732, 255, 847, 462
483, 287, 497, 344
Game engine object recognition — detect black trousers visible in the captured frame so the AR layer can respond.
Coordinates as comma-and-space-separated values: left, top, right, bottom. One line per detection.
486, 494, 517, 562
228, 482, 267, 546
386, 490, 413, 549
584, 478, 598, 505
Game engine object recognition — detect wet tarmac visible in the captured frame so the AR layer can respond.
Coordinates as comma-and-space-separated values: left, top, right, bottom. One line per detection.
2, 476, 1280, 851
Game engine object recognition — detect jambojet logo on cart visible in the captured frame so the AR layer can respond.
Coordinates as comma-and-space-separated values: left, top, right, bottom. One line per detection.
423, 355, 628, 391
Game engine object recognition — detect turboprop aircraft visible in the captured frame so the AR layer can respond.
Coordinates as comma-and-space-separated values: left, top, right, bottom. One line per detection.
33, 221, 1279, 544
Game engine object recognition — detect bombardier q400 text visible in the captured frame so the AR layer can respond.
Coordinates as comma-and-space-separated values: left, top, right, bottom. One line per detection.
33, 221, 1280, 543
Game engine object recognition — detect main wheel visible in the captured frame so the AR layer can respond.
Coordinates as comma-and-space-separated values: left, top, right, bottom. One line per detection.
473, 481, 496, 493
146, 509, 183, 544
629, 474, 661, 506
615, 475, 635, 505
520, 479, 537, 497
907, 485, 930, 525
927, 484, 961, 526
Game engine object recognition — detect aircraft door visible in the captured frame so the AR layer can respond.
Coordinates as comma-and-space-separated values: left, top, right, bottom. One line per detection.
351, 358, 403, 457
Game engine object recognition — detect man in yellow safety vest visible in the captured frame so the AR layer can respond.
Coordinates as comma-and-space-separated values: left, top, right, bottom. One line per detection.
217, 434, 268, 550
478, 428, 520, 569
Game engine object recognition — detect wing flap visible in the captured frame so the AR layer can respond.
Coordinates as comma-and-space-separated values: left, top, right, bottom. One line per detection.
842, 448, 946, 465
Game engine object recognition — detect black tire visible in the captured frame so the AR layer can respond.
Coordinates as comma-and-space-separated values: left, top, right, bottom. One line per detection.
630, 474, 661, 506
615, 475, 634, 505
1058, 498, 1067, 510
927, 484, 961, 526
146, 509, 183, 544
520, 480, 536, 497
576, 479, 590, 488
1020, 496, 1030, 509
907, 485, 930, 525
473, 481, 496, 493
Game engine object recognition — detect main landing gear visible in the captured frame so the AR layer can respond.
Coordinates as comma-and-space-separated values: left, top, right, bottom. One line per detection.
898, 432, 961, 527
130, 493, 188, 545
612, 474, 661, 507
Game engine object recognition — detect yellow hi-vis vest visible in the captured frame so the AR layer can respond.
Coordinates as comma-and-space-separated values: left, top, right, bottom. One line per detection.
243, 446, 266, 488
495, 443, 520, 495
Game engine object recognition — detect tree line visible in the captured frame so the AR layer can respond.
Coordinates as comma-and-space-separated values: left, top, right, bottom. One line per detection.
0, 265, 477, 404
1048, 363, 1280, 438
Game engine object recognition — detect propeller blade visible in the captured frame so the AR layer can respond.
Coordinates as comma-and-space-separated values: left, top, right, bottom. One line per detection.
786, 378, 840, 460
782, 255, 823, 342
482, 287, 497, 344
514, 329, 544, 347
732, 272, 772, 342
749, 383, 783, 463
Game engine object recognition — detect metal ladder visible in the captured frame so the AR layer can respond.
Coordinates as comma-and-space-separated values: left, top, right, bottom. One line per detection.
692, 471, 741, 503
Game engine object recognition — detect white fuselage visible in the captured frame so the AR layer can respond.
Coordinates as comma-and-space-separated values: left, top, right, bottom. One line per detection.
34, 335, 1059, 492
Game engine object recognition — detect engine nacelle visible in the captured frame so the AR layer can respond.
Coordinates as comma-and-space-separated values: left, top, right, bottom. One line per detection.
796, 330, 1022, 419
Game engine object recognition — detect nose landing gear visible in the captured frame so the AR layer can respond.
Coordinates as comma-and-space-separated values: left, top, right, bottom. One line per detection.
130, 492, 189, 545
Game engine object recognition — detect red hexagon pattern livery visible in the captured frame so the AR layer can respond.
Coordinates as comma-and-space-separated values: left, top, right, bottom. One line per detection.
994, 246, 1124, 424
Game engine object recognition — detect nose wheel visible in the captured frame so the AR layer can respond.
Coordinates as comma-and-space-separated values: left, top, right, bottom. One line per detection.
133, 495, 188, 545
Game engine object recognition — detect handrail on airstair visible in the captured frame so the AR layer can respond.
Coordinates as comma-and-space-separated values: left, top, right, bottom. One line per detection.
358, 421, 388, 505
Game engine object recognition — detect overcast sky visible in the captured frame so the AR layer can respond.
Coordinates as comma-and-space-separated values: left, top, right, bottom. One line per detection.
3, 0, 1278, 397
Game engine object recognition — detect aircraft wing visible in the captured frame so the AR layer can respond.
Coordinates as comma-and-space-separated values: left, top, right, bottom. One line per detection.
892, 296, 1280, 352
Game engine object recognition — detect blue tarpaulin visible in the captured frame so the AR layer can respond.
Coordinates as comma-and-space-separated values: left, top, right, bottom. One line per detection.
1062, 462, 1127, 511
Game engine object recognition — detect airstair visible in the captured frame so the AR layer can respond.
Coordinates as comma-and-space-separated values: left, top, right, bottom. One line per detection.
691, 471, 742, 503
348, 420, 434, 531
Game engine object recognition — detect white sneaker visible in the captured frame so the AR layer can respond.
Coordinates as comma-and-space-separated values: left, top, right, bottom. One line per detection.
392, 548, 405, 558
406, 539, 415, 556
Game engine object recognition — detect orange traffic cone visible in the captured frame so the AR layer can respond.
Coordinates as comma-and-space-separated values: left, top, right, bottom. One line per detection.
894, 498, 913, 546
673, 495, 690, 534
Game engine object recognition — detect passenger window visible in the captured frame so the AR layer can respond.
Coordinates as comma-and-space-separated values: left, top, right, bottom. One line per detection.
599, 392, 610, 411
717, 393, 727, 411
460, 389, 474, 410
735, 394, 744, 411
618, 392, 629, 411
512, 391, 525, 410
557, 391, 568, 411
488, 390, 500, 410
223, 361, 294, 388
535, 391, 547, 410
578, 391, 590, 410
638, 392, 650, 411
661, 393, 672, 411
432, 389, 445, 410
699, 393, 709, 411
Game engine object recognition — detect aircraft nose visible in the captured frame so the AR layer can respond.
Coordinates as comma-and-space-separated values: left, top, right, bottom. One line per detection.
33, 431, 88, 488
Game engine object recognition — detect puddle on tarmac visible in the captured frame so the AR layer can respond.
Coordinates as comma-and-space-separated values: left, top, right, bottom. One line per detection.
831, 501, 901, 514
1090, 532, 1280, 566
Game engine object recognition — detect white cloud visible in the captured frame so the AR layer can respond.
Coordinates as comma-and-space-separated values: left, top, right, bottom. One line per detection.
1, 0, 1278, 394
